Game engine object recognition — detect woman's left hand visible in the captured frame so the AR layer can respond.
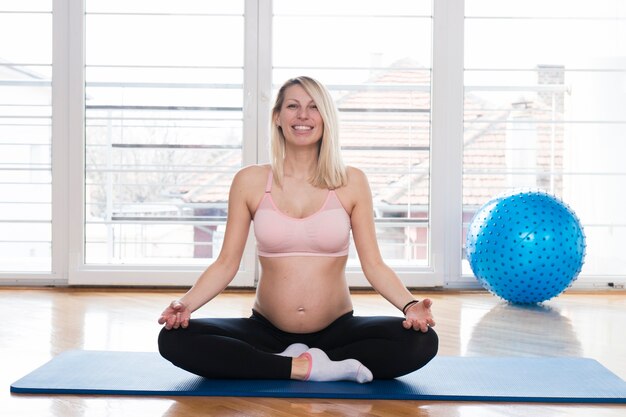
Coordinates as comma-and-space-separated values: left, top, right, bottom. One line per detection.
402, 298, 436, 332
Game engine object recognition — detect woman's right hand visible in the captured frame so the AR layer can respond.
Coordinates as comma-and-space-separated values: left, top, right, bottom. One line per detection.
158, 300, 191, 330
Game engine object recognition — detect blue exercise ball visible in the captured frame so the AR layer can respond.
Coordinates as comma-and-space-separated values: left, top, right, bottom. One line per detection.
465, 191, 586, 304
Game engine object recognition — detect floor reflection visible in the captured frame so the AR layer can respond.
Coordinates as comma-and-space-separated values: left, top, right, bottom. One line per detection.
162, 398, 435, 417
466, 303, 582, 357
48, 397, 174, 417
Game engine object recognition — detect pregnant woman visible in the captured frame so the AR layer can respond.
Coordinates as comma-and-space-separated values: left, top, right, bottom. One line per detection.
158, 76, 438, 383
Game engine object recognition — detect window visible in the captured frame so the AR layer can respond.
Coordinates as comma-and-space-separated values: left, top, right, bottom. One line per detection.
0, 1, 52, 273
84, 1, 245, 267
462, 0, 626, 281
2, 0, 624, 288
273, 0, 434, 275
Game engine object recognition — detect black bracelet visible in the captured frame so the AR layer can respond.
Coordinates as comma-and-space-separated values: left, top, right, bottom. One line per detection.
402, 299, 419, 315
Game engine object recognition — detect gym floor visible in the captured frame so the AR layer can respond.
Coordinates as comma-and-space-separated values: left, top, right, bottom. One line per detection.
2, 288, 625, 417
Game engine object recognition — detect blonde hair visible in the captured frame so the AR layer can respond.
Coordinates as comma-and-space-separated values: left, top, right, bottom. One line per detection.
270, 76, 347, 189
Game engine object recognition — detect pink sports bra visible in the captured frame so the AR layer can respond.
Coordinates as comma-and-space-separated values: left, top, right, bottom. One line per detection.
253, 171, 351, 257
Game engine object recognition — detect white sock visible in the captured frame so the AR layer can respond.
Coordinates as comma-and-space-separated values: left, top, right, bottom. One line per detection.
300, 348, 373, 384
276, 343, 309, 357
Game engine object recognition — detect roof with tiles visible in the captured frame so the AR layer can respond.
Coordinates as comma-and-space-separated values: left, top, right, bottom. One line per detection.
180, 60, 564, 214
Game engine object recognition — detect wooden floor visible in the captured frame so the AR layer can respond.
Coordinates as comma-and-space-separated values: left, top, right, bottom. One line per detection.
2, 287, 625, 417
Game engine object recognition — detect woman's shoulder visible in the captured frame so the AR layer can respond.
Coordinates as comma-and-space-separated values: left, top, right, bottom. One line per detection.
237, 163, 270, 174
229, 164, 271, 197
344, 165, 369, 187
335, 166, 371, 208
233, 164, 270, 183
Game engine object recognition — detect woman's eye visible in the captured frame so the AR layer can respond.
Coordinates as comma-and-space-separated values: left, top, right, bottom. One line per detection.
286, 104, 297, 109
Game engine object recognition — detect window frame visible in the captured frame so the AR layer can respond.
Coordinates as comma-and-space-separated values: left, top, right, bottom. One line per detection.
458, 0, 626, 288
63, 0, 452, 287
66, 0, 258, 286
8, 0, 618, 289
0, 0, 60, 284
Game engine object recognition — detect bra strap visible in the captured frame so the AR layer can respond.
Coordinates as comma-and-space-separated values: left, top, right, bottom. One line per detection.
265, 170, 273, 193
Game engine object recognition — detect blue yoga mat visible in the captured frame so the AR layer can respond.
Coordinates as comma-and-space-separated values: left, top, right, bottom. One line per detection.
10, 350, 626, 403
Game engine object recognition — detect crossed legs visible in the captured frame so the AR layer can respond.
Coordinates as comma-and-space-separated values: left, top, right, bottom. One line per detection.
158, 311, 438, 382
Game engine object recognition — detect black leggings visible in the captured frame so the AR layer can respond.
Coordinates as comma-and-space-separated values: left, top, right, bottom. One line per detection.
158, 310, 438, 380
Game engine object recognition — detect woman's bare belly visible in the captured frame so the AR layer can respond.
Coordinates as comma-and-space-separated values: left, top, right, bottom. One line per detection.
253, 256, 353, 333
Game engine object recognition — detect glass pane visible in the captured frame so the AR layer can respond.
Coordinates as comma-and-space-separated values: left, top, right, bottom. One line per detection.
0, 12, 51, 63
463, 0, 626, 278
84, 1, 244, 265
273, 0, 433, 267
0, 3, 52, 272
86, 0, 242, 15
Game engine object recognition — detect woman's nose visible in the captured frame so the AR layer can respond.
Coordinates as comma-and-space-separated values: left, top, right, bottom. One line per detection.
297, 107, 309, 119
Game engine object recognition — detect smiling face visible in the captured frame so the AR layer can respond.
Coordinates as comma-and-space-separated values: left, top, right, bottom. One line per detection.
275, 84, 324, 148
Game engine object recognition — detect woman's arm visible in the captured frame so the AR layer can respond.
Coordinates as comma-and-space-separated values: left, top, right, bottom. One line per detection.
346, 167, 435, 331
158, 166, 260, 329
